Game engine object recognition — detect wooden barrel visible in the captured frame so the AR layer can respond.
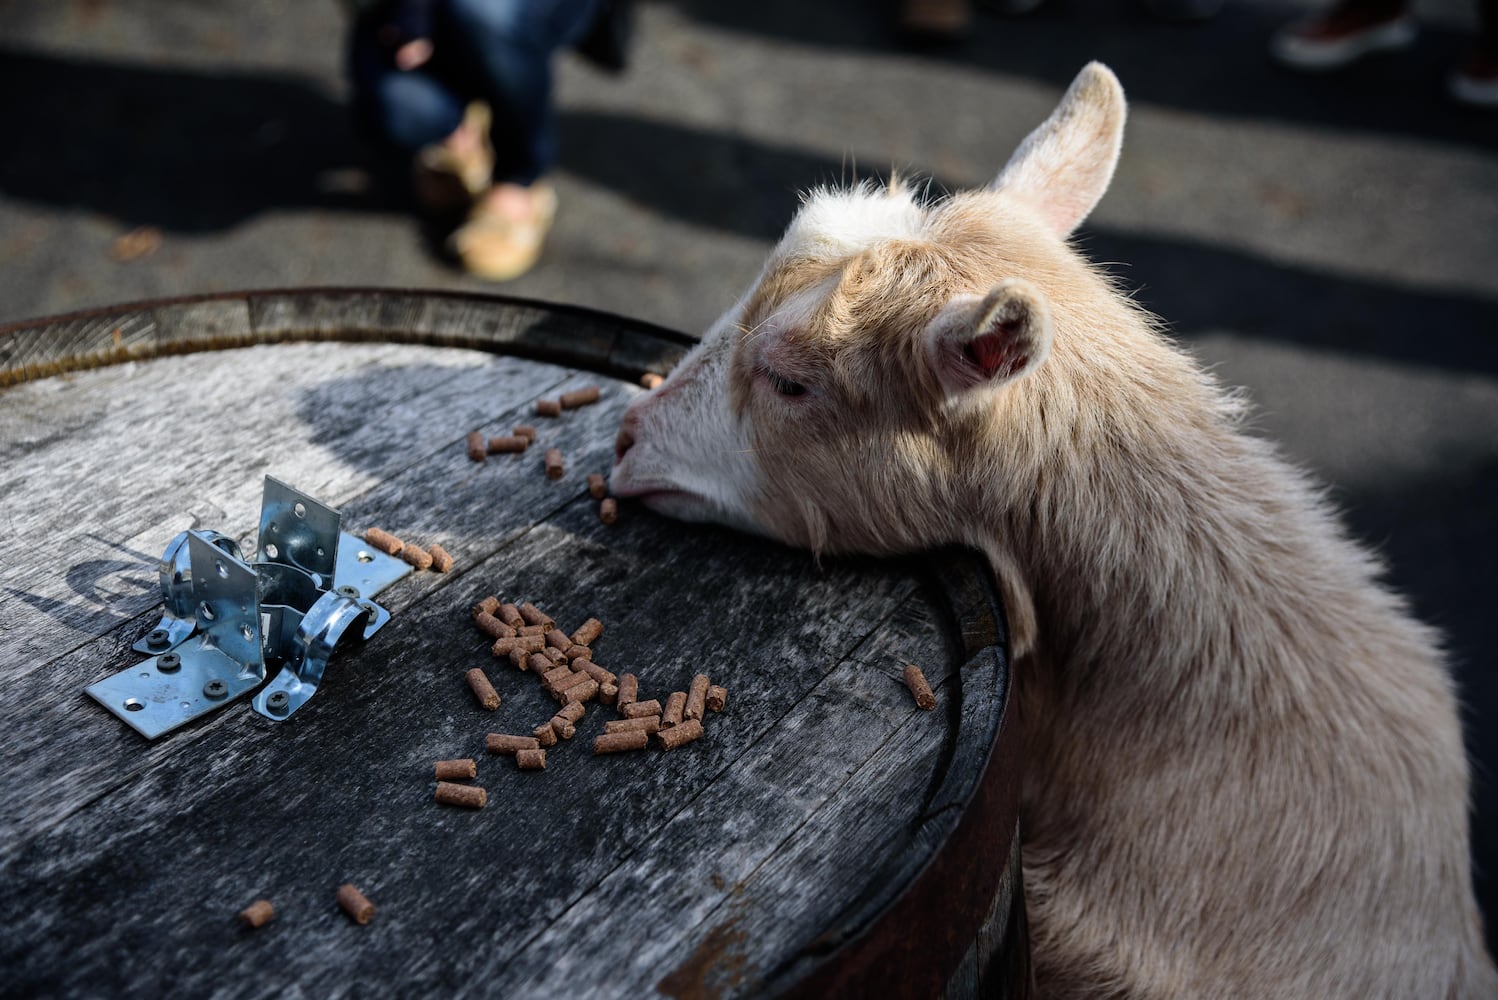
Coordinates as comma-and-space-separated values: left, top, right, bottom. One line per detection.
0, 290, 1026, 998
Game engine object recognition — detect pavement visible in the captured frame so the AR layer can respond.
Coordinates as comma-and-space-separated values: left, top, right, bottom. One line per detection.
2, 0, 1496, 954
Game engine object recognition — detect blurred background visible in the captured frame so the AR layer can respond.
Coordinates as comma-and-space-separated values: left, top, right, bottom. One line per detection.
2, 0, 1495, 953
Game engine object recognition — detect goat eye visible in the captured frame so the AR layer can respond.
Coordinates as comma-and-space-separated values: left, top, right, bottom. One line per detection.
765, 368, 808, 397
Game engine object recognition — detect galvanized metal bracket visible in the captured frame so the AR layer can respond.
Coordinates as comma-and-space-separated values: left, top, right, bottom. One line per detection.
87, 478, 413, 739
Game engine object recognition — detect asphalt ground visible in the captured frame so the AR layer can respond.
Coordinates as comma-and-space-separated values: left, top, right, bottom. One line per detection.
2, 0, 1495, 956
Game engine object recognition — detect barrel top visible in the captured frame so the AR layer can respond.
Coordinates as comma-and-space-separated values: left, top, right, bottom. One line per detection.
0, 290, 1015, 998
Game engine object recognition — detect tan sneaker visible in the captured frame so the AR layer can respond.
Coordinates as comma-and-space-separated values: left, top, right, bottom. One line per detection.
412, 101, 494, 216
450, 183, 557, 281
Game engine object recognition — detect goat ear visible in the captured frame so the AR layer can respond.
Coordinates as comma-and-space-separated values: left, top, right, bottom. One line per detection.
925, 279, 1052, 397
991, 62, 1126, 238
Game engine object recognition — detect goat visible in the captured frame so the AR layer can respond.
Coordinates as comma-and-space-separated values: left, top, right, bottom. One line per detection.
609, 63, 1497, 998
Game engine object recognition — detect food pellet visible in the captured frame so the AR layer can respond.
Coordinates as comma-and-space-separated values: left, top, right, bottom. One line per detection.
641, 373, 664, 389
535, 398, 562, 417
621, 698, 661, 719
616, 674, 638, 709
594, 730, 648, 754
518, 624, 547, 637
543, 646, 568, 666
550, 669, 590, 695
485, 733, 541, 755
429, 544, 455, 573
561, 678, 599, 704
604, 716, 659, 735
488, 436, 528, 454
475, 612, 515, 640
551, 716, 577, 740
904, 664, 937, 710
529, 653, 556, 676
560, 385, 601, 409
572, 618, 604, 647
542, 664, 574, 686
662, 691, 686, 729
657, 718, 704, 751
435, 781, 487, 809
473, 596, 501, 618
498, 603, 526, 628
599, 681, 618, 705
565, 644, 592, 662
545, 628, 572, 651
533, 722, 558, 747
434, 758, 477, 781
706, 685, 727, 713
544, 448, 564, 480
364, 527, 403, 556
493, 635, 545, 657
586, 473, 607, 500
466, 668, 501, 711
337, 884, 376, 925
513, 424, 537, 442
519, 603, 555, 630
580, 660, 617, 686
556, 701, 586, 725
466, 431, 486, 463
516, 748, 546, 770
685, 674, 710, 721
239, 900, 274, 929
599, 498, 618, 525
400, 545, 434, 571
507, 646, 530, 670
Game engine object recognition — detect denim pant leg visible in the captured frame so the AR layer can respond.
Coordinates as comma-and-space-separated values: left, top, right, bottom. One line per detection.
349, 22, 467, 155
438, 0, 602, 184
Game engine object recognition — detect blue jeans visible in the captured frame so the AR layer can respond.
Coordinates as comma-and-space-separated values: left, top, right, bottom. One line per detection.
350, 0, 601, 185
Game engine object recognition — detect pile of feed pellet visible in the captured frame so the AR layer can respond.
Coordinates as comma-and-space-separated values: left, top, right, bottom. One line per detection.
431, 596, 729, 810
462, 384, 619, 525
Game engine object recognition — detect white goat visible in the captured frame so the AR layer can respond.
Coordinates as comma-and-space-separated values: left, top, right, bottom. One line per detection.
610, 63, 1496, 998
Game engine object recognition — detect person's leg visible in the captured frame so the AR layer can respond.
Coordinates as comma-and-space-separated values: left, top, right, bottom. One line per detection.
348, 18, 466, 155
1450, 0, 1498, 106
1270, 0, 1417, 71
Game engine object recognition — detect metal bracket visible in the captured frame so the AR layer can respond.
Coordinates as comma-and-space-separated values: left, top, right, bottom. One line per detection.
86, 478, 413, 739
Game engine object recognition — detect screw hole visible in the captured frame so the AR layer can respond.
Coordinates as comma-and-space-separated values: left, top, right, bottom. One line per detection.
264, 543, 279, 560
357, 550, 374, 564
240, 623, 253, 642
124, 699, 144, 712
294, 502, 306, 518
216, 560, 228, 579
199, 602, 216, 621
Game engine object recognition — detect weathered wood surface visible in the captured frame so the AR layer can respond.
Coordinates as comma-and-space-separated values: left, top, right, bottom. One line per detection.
0, 295, 1019, 998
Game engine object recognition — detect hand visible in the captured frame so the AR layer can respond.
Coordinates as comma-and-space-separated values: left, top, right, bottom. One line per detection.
395, 38, 433, 71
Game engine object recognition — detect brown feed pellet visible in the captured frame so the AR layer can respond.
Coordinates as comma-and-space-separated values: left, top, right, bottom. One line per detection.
428, 544, 455, 573
466, 431, 486, 462
571, 618, 604, 647
551, 716, 577, 740
535, 398, 562, 417
337, 884, 376, 925
498, 603, 526, 628
599, 681, 618, 705
507, 646, 531, 670
621, 698, 661, 719
903, 664, 937, 710
544, 448, 564, 481
513, 424, 537, 442
560, 385, 601, 409
579, 660, 616, 686
542, 664, 574, 686
473, 596, 501, 618
565, 644, 592, 662
616, 674, 638, 709
529, 653, 556, 677
594, 730, 648, 754
364, 527, 403, 556
640, 373, 664, 389
706, 685, 728, 713
465, 668, 501, 711
685, 674, 710, 721
487, 435, 528, 454
604, 716, 659, 735
545, 628, 572, 651
542, 646, 568, 666
517, 624, 548, 637
400, 545, 434, 571
434, 781, 487, 809
533, 722, 558, 747
561, 678, 599, 705
474, 612, 515, 640
657, 718, 704, 751
518, 603, 555, 630
492, 635, 544, 658
434, 758, 477, 781
485, 733, 540, 755
516, 748, 547, 770
599, 498, 618, 525
552, 671, 594, 697
556, 701, 586, 725
586, 473, 607, 500
239, 900, 274, 929
661, 692, 686, 729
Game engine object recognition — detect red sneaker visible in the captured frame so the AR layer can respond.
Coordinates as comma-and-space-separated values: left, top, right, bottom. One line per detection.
1271, 3, 1416, 71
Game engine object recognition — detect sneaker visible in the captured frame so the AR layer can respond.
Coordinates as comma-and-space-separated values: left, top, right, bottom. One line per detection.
1271, 6, 1417, 71
412, 102, 494, 216
449, 183, 557, 281
1449, 48, 1498, 107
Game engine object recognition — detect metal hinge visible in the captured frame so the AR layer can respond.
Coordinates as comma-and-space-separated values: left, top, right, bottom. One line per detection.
86, 477, 411, 739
